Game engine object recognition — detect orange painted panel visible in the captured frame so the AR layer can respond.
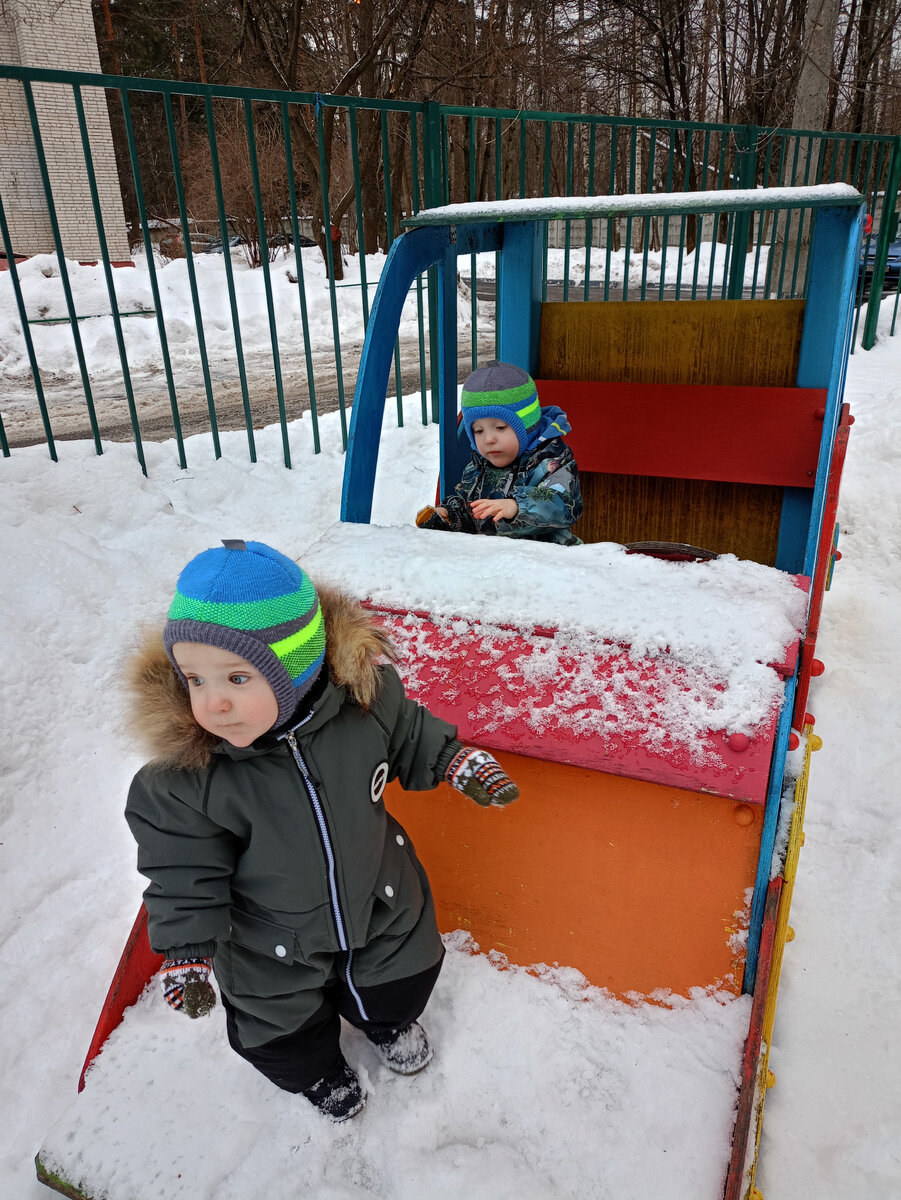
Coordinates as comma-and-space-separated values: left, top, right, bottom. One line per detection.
389, 748, 762, 999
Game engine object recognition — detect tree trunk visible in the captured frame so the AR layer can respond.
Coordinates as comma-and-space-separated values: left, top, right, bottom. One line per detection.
776, 0, 842, 292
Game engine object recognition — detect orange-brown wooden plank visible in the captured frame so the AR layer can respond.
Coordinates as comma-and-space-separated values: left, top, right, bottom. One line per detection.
388, 749, 763, 999
538, 299, 806, 386
572, 472, 783, 563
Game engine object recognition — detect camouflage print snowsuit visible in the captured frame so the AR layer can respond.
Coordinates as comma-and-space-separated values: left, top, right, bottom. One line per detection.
433, 406, 583, 546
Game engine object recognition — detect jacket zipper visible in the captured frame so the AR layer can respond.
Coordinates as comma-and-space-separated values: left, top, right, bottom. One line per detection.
281, 724, 369, 1022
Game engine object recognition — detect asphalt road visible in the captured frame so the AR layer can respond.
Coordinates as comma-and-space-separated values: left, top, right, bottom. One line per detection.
1, 333, 496, 452
6, 276, 885, 452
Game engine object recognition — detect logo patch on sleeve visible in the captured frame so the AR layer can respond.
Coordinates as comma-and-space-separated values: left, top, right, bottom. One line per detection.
370, 761, 389, 803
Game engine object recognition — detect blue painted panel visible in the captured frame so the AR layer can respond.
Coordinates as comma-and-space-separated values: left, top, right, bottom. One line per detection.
342, 226, 449, 523
743, 674, 797, 993
775, 488, 812, 574
497, 222, 543, 376
457, 224, 503, 257
747, 207, 863, 985
796, 205, 865, 579
439, 242, 462, 497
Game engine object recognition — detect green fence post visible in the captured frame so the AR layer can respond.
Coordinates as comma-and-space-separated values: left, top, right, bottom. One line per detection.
0, 188, 57, 460
72, 84, 147, 474
162, 92, 217, 465
119, 86, 187, 468
315, 96, 348, 448
204, 95, 256, 464
243, 98, 292, 468
347, 108, 370, 331
281, 100, 321, 453
584, 122, 596, 300
408, 113, 429, 424
422, 100, 443, 422
727, 125, 758, 299
22, 79, 103, 456
862, 136, 901, 350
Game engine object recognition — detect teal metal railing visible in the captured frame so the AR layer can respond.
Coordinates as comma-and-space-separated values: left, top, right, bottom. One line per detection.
0, 64, 898, 469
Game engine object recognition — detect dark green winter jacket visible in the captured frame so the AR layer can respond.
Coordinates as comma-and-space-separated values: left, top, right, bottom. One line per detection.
125, 586, 456, 1046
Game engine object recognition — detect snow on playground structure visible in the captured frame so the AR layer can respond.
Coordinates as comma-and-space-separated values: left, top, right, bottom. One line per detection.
35, 186, 862, 1200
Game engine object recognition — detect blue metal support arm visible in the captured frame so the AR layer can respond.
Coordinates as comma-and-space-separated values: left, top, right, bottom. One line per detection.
341, 223, 501, 524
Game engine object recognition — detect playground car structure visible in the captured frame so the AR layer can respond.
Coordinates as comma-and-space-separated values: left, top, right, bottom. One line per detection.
338, 183, 861, 1199
36, 184, 862, 1200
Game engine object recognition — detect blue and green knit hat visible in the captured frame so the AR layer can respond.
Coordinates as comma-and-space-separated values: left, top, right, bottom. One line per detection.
461, 361, 541, 456
163, 540, 326, 727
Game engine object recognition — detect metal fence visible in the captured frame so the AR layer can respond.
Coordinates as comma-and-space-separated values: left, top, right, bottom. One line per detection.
1, 64, 898, 470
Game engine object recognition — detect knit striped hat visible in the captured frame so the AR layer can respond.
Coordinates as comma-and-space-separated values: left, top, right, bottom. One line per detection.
164, 540, 326, 727
461, 361, 541, 456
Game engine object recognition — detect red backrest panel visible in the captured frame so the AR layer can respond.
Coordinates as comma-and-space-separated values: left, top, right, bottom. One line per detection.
536, 379, 827, 487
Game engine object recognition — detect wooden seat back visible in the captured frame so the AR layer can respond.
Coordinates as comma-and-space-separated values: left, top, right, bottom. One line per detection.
538, 299, 823, 563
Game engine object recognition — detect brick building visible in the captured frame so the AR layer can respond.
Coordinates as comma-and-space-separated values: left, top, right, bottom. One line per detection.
0, 0, 130, 261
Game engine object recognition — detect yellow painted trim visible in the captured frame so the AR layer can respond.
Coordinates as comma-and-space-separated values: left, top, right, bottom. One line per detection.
744, 1050, 773, 1200
743, 725, 816, 1199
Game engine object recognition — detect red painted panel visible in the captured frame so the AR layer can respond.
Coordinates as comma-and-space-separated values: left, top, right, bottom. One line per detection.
723, 878, 782, 1200
78, 905, 163, 1092
535, 379, 827, 486
793, 405, 852, 726
373, 606, 789, 805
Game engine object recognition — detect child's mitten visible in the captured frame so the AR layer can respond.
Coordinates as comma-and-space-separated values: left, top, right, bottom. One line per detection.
159, 957, 217, 1018
416, 505, 450, 530
445, 746, 519, 807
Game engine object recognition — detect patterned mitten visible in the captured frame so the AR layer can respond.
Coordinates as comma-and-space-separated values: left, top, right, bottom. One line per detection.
159, 958, 216, 1018
416, 505, 450, 530
445, 747, 519, 807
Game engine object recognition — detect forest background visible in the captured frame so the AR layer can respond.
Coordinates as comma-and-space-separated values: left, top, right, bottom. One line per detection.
88, 0, 901, 274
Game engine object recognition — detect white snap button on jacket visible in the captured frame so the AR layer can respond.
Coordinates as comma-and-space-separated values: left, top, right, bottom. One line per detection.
384, 885, 394, 898
274, 944, 287, 958
396, 834, 405, 845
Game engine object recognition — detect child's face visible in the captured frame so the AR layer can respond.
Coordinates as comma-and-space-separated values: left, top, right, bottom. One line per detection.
472, 419, 520, 467
172, 642, 279, 747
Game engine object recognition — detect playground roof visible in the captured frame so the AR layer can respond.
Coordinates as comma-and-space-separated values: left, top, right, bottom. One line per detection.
403, 183, 863, 227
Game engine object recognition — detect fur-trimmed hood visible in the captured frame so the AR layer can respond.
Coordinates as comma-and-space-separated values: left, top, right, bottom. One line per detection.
127, 584, 395, 771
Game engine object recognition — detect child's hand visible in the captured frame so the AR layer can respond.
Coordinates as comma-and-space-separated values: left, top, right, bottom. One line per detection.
445, 746, 520, 807
416, 505, 449, 528
469, 498, 518, 522
160, 957, 217, 1018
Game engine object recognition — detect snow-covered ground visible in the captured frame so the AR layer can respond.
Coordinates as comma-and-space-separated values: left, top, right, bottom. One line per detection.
0, 240, 762, 385
1, 280, 899, 1198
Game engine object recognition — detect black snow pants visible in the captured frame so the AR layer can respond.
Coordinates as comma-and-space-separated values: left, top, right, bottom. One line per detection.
223, 951, 444, 1092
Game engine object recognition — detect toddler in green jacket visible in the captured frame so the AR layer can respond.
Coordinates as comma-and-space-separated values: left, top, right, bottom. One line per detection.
125, 539, 518, 1122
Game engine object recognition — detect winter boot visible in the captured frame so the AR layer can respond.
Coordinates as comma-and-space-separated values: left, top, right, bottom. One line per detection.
301, 1057, 366, 1122
367, 1022, 433, 1075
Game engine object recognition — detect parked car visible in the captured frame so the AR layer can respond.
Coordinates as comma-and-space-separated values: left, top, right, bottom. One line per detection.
859, 236, 901, 287
203, 235, 245, 254
858, 208, 901, 295
271, 232, 317, 247
204, 232, 317, 253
